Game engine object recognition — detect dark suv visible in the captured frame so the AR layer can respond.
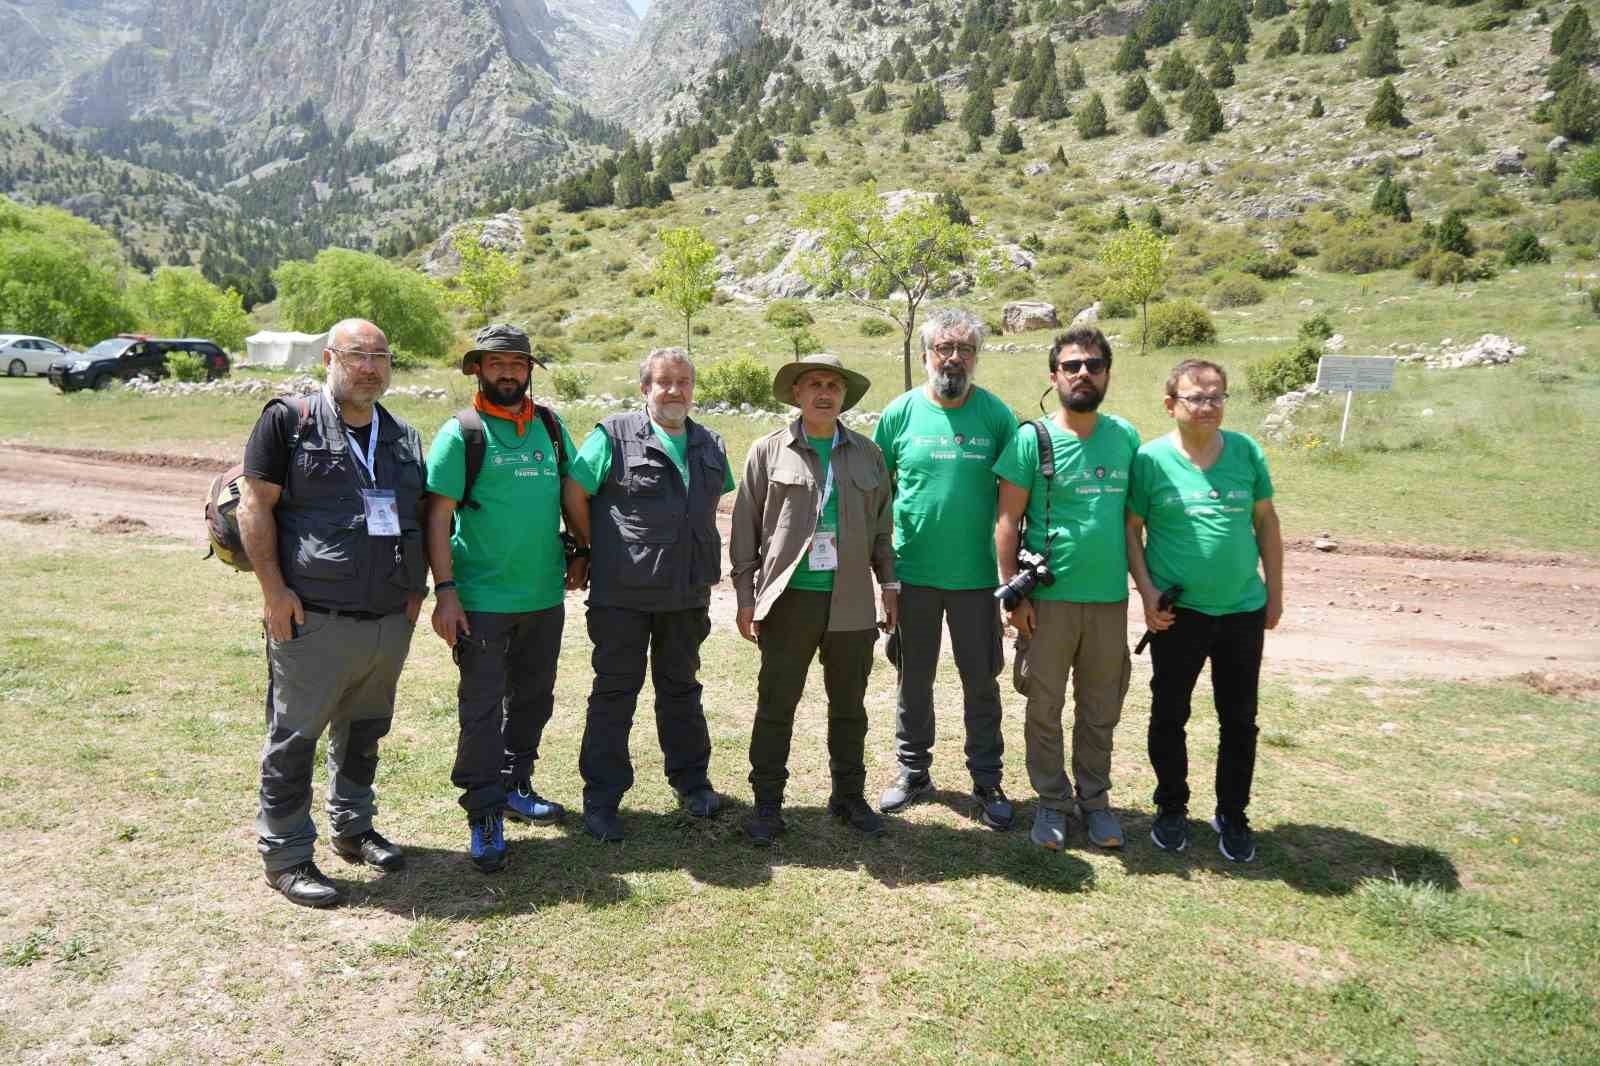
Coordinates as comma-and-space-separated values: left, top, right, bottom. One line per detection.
49, 335, 231, 392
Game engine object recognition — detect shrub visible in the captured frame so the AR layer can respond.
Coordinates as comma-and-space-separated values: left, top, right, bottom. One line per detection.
692, 322, 711, 336
550, 367, 591, 401
563, 234, 591, 252
531, 337, 574, 364
569, 313, 632, 343
1319, 216, 1427, 273
1411, 249, 1494, 285
1148, 299, 1217, 347
1098, 293, 1135, 318
1237, 249, 1297, 279
165, 351, 209, 383
697, 355, 779, 409
858, 317, 895, 337
1246, 339, 1321, 400
1435, 209, 1476, 256
1299, 312, 1335, 342
1210, 273, 1267, 307
1590, 287, 1600, 314
996, 272, 1036, 298
1503, 227, 1552, 265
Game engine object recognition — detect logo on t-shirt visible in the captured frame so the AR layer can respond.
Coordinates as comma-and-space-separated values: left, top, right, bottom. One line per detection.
954, 433, 966, 446
533, 450, 545, 464
1095, 465, 1106, 480
1209, 488, 1222, 500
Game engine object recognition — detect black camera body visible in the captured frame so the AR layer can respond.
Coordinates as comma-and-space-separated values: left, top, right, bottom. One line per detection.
995, 546, 1055, 611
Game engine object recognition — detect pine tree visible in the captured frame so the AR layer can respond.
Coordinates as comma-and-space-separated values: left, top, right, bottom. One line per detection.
1205, 39, 1230, 66
1436, 209, 1475, 257
1215, 0, 1252, 44
756, 164, 778, 188
1144, 204, 1164, 230
1011, 39, 1035, 81
1553, 72, 1600, 142
1111, 204, 1132, 229
962, 79, 997, 136
1358, 14, 1403, 77
1038, 70, 1070, 120
1270, 25, 1300, 56
1076, 91, 1109, 139
1365, 78, 1407, 129
587, 166, 614, 206
865, 83, 890, 113
1137, 95, 1170, 135
1010, 77, 1041, 118
1157, 49, 1195, 91
1119, 74, 1151, 112
829, 95, 856, 128
1209, 55, 1235, 88
1231, 40, 1249, 64
1306, 0, 1358, 54
1184, 83, 1225, 142
1552, 5, 1594, 59
1255, 0, 1288, 18
786, 140, 808, 164
1309, 95, 1325, 117
1371, 176, 1412, 221
874, 57, 896, 83
1062, 55, 1087, 90
998, 122, 1025, 154
694, 162, 715, 188
1114, 34, 1148, 73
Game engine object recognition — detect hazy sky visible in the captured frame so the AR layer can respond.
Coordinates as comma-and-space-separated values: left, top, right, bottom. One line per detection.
629, 0, 649, 13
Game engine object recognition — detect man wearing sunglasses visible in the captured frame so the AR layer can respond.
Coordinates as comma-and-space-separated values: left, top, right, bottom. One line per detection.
237, 319, 428, 907
1126, 359, 1282, 863
994, 327, 1141, 852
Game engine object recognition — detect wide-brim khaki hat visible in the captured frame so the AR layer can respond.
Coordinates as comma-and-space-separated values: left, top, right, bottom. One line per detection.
772, 353, 872, 412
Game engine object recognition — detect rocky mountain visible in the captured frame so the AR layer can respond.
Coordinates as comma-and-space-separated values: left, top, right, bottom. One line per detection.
0, 0, 148, 123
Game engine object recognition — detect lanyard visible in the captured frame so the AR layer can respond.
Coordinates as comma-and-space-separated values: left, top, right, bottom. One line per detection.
325, 386, 380, 486
816, 424, 841, 516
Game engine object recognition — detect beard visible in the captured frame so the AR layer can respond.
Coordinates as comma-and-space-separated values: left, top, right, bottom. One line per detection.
650, 398, 689, 427
1059, 379, 1105, 413
479, 374, 529, 407
931, 366, 969, 400
328, 361, 387, 407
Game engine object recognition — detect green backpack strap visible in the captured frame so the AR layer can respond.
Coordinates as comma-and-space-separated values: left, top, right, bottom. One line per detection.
456, 407, 486, 511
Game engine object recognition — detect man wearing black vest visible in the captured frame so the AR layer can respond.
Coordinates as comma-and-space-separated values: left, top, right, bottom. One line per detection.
561, 346, 736, 842
237, 318, 428, 908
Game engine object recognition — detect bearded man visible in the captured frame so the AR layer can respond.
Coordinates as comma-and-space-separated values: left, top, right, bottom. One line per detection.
238, 318, 428, 907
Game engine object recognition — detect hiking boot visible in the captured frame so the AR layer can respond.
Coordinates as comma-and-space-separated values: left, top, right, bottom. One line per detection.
1150, 807, 1190, 853
878, 768, 932, 813
330, 828, 406, 870
971, 784, 1014, 831
744, 803, 787, 846
266, 861, 344, 908
676, 786, 723, 819
1079, 805, 1125, 849
470, 811, 506, 873
1211, 813, 1257, 863
1030, 805, 1067, 850
504, 783, 565, 826
828, 795, 885, 836
583, 806, 624, 843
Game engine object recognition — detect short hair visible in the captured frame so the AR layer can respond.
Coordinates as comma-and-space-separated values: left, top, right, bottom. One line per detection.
1048, 327, 1112, 372
919, 308, 988, 352
1165, 359, 1228, 397
639, 346, 695, 388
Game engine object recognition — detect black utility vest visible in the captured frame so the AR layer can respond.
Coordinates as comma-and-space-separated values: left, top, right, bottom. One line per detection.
589, 411, 727, 612
273, 392, 427, 615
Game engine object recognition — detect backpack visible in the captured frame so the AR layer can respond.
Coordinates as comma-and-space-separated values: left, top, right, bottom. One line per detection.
205, 396, 312, 572
454, 403, 566, 510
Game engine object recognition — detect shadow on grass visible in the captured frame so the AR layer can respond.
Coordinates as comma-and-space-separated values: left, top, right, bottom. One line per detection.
351, 801, 1096, 920
1111, 813, 1461, 895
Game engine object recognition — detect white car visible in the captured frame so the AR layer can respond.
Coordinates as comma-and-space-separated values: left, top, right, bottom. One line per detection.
1, 335, 74, 377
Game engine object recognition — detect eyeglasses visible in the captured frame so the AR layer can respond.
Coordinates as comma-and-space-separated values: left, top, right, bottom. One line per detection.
1057, 358, 1108, 375
330, 347, 394, 366
932, 342, 978, 359
1175, 393, 1228, 408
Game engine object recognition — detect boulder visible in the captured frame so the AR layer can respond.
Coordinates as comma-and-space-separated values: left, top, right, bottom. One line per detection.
1425, 334, 1526, 369
1486, 146, 1526, 174
1023, 161, 1051, 177
1001, 301, 1060, 335
423, 211, 525, 277
1069, 302, 1102, 330
1396, 145, 1425, 160
1548, 135, 1569, 154
1146, 160, 1203, 186
995, 243, 1037, 272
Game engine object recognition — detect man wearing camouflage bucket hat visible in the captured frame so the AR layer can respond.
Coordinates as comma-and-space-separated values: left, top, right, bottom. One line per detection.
730, 354, 899, 844
424, 323, 581, 873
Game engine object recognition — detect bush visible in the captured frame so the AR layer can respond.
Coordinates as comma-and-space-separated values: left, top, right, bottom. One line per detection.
1209, 273, 1267, 307
697, 355, 779, 409
562, 235, 591, 252
165, 351, 209, 383
1503, 227, 1552, 265
551, 367, 591, 401
1410, 249, 1495, 285
1237, 249, 1297, 279
1319, 216, 1427, 273
1590, 288, 1600, 314
569, 313, 633, 343
1299, 312, 1335, 342
1148, 299, 1217, 347
1246, 339, 1322, 400
858, 316, 895, 337
1099, 293, 1135, 318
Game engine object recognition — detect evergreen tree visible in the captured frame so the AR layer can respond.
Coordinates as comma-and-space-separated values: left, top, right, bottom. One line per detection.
1255, 0, 1288, 18
1365, 78, 1407, 129
829, 94, 857, 128
614, 159, 645, 208
865, 82, 890, 113
1063, 55, 1087, 90
926, 44, 951, 76
1209, 55, 1236, 88
1011, 77, 1041, 117
1184, 83, 1225, 142
1553, 72, 1600, 142
967, 128, 983, 152
875, 57, 897, 83
1157, 49, 1196, 91
1011, 39, 1035, 81
1306, 0, 1358, 54
719, 143, 749, 184
1205, 39, 1230, 66
1552, 5, 1594, 59
1114, 34, 1148, 73
1270, 25, 1301, 56
694, 161, 715, 188
1215, 0, 1252, 43
786, 140, 809, 163
1054, 144, 1068, 164
902, 85, 948, 134
1144, 205, 1164, 230
587, 166, 614, 206
1038, 70, 1070, 120
1310, 95, 1325, 117
756, 164, 778, 188
1358, 14, 1403, 77
999, 122, 1025, 154
1547, 52, 1585, 95
1436, 209, 1475, 257
1231, 40, 1249, 64
1076, 91, 1109, 138
1112, 204, 1132, 229
1119, 74, 1151, 113
961, 79, 997, 136
651, 174, 674, 203
1137, 95, 1170, 135
1371, 176, 1412, 221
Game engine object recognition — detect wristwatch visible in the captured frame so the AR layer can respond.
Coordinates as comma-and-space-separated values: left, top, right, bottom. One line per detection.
881, 582, 902, 591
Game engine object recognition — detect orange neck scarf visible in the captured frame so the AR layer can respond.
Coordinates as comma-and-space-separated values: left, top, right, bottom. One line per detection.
473, 392, 534, 437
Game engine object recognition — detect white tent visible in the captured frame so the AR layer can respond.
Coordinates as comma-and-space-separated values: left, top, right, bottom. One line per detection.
245, 330, 327, 369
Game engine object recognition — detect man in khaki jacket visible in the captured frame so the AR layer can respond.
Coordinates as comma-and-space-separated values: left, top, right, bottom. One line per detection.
730, 354, 899, 844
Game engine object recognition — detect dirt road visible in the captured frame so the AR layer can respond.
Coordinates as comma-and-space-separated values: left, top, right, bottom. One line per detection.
4, 443, 1596, 684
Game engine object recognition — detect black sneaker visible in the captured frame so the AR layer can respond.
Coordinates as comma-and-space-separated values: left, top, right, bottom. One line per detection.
676, 786, 723, 819
744, 803, 787, 846
1150, 807, 1190, 852
971, 784, 1014, 830
878, 768, 932, 813
330, 828, 406, 870
829, 795, 885, 836
583, 806, 624, 843
266, 861, 344, 908
1211, 813, 1256, 863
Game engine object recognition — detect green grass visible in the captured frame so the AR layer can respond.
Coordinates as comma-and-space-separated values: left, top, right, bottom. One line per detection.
0, 528, 1596, 1061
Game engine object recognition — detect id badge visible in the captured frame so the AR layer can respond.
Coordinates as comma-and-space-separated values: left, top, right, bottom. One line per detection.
362, 489, 401, 536
807, 530, 839, 571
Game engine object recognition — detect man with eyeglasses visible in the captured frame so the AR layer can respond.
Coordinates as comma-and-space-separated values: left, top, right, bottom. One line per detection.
993, 327, 1141, 852
873, 309, 1018, 829
425, 324, 580, 873
1126, 359, 1282, 863
237, 319, 428, 907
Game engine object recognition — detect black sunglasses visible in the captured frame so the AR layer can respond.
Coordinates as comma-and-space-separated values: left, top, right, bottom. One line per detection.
1057, 357, 1108, 374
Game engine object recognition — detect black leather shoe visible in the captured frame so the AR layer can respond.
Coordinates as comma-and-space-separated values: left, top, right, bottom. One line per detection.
584, 806, 624, 843
676, 786, 723, 819
331, 829, 406, 870
266, 861, 344, 908
828, 795, 886, 836
744, 803, 787, 846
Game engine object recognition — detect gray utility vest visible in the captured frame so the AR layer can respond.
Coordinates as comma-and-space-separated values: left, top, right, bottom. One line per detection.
589, 411, 728, 612
272, 392, 428, 616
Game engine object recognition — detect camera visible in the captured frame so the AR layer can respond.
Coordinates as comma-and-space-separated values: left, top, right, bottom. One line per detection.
994, 547, 1055, 611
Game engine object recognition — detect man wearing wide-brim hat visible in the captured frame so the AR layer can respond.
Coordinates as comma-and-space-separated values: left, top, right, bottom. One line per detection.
730, 354, 899, 844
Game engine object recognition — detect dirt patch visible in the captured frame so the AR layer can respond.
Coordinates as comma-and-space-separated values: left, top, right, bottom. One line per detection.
1510, 671, 1600, 700
1284, 537, 1591, 569
3, 508, 71, 524
8, 444, 231, 473
94, 515, 150, 535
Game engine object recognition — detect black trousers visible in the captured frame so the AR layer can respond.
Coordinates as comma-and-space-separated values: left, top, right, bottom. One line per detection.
892, 584, 1005, 786
1147, 606, 1266, 821
579, 604, 713, 811
450, 606, 564, 817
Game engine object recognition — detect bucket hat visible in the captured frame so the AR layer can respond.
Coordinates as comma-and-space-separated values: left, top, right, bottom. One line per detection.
771, 353, 871, 412
461, 323, 548, 373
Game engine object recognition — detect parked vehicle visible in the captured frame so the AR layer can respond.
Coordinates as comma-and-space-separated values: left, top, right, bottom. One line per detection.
48, 335, 230, 392
1, 334, 75, 377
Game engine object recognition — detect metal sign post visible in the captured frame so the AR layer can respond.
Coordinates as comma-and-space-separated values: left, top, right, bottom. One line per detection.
1314, 356, 1398, 445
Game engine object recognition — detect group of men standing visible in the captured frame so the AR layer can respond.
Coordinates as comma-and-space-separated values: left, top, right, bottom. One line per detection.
237, 311, 1281, 909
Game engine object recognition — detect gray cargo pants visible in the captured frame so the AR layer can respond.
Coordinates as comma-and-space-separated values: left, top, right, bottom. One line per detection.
892, 584, 1005, 787
257, 610, 415, 872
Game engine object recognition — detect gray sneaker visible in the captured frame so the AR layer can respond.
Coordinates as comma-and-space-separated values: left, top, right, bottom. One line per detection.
878, 768, 932, 813
1079, 805, 1124, 849
1030, 805, 1067, 850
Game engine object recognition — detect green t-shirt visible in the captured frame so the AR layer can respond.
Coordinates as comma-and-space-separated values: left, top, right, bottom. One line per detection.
874, 385, 1017, 590
992, 413, 1141, 603
1128, 430, 1274, 616
786, 434, 838, 593
569, 423, 737, 496
425, 409, 576, 614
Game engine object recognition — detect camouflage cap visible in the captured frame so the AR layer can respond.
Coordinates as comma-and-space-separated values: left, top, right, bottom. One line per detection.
461, 323, 548, 373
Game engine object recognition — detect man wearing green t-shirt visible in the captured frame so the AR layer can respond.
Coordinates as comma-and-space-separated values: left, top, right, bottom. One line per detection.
559, 347, 736, 843
1127, 359, 1282, 863
993, 327, 1140, 852
873, 309, 1018, 830
426, 324, 581, 873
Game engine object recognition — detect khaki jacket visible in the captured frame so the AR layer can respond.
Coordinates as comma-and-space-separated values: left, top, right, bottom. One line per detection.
731, 418, 896, 630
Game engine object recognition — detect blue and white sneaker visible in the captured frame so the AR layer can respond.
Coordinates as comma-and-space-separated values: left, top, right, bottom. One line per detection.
470, 811, 506, 873
504, 783, 565, 826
